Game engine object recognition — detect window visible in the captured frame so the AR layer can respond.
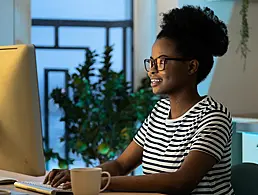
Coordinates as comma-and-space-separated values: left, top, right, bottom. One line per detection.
31, 0, 133, 170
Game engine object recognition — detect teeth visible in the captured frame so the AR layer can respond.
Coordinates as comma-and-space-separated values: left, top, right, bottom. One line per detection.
151, 79, 162, 82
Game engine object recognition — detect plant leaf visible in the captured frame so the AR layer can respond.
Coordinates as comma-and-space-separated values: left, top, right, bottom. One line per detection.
98, 143, 110, 155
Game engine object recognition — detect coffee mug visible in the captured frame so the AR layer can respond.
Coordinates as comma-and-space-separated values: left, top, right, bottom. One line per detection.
71, 167, 111, 195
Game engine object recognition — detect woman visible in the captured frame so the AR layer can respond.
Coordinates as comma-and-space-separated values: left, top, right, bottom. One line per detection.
44, 5, 234, 195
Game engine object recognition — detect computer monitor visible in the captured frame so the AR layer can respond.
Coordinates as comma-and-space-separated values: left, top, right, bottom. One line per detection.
0, 44, 46, 176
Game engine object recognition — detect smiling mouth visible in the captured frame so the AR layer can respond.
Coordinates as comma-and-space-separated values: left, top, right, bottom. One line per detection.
151, 78, 163, 87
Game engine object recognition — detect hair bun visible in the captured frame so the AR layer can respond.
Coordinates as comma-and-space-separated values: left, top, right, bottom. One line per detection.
203, 8, 229, 57
159, 6, 229, 57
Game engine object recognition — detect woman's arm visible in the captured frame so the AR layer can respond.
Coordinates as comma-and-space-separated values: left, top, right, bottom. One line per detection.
103, 150, 217, 195
98, 140, 143, 176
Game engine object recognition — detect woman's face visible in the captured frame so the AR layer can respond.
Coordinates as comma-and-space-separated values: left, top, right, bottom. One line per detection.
148, 38, 196, 95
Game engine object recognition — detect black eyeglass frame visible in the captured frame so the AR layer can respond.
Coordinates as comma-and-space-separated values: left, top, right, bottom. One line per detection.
144, 57, 192, 72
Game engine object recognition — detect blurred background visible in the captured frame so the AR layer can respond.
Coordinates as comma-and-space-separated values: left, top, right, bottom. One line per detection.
1, 0, 258, 175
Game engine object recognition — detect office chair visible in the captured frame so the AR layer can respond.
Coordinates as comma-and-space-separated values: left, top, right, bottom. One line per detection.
231, 162, 258, 195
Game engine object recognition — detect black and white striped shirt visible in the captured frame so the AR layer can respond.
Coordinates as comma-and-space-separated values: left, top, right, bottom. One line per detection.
134, 96, 234, 194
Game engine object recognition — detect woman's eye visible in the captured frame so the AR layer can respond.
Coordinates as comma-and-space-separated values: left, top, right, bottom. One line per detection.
159, 59, 166, 65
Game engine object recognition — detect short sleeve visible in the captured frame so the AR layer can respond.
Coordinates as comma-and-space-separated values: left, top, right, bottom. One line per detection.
190, 110, 232, 162
133, 116, 149, 148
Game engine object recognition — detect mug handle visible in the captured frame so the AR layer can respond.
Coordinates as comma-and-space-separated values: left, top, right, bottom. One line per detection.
100, 171, 111, 192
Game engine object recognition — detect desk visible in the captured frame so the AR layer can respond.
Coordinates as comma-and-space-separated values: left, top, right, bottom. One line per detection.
0, 170, 164, 195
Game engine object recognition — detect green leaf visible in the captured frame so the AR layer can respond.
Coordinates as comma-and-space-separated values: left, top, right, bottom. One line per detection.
60, 137, 65, 142
75, 100, 84, 108
75, 140, 84, 149
78, 143, 87, 153
107, 151, 115, 158
98, 143, 110, 155
92, 108, 99, 113
58, 159, 68, 169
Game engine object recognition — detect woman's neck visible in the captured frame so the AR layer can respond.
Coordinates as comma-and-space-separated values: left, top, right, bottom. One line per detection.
168, 87, 202, 119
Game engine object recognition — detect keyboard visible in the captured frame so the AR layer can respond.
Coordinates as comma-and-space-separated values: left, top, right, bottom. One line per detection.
14, 181, 73, 195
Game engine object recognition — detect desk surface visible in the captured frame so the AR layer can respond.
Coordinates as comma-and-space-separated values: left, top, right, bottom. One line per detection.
0, 170, 164, 195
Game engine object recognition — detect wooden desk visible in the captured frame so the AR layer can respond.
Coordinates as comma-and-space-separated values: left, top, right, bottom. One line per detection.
0, 170, 164, 195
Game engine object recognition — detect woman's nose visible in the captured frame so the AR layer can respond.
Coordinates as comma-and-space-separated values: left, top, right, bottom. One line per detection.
150, 63, 158, 72
148, 68, 158, 77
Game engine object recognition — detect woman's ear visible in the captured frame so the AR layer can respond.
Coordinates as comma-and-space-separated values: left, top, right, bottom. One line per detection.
188, 59, 199, 75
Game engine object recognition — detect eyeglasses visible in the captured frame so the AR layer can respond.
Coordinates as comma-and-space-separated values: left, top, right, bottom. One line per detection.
144, 57, 192, 72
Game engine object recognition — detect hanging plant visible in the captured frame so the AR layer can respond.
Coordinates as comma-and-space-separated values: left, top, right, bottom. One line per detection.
237, 0, 250, 71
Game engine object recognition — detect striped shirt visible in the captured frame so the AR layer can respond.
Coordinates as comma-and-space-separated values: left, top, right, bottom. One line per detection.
134, 96, 234, 194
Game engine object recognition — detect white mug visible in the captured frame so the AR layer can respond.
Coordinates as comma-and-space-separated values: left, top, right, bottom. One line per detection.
71, 167, 111, 195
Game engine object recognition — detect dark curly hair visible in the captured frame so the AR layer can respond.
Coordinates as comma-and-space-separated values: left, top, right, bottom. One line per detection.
157, 5, 229, 84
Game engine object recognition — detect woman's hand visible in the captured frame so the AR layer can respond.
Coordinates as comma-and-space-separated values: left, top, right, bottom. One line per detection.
62, 181, 72, 189
43, 169, 71, 187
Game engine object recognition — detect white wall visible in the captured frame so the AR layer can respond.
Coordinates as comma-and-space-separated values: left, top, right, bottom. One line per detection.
209, 1, 258, 118
133, 0, 156, 90
0, 0, 31, 46
156, 0, 179, 35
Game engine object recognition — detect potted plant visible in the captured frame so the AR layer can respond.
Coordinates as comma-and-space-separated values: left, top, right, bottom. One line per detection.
237, 0, 250, 70
44, 45, 159, 168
